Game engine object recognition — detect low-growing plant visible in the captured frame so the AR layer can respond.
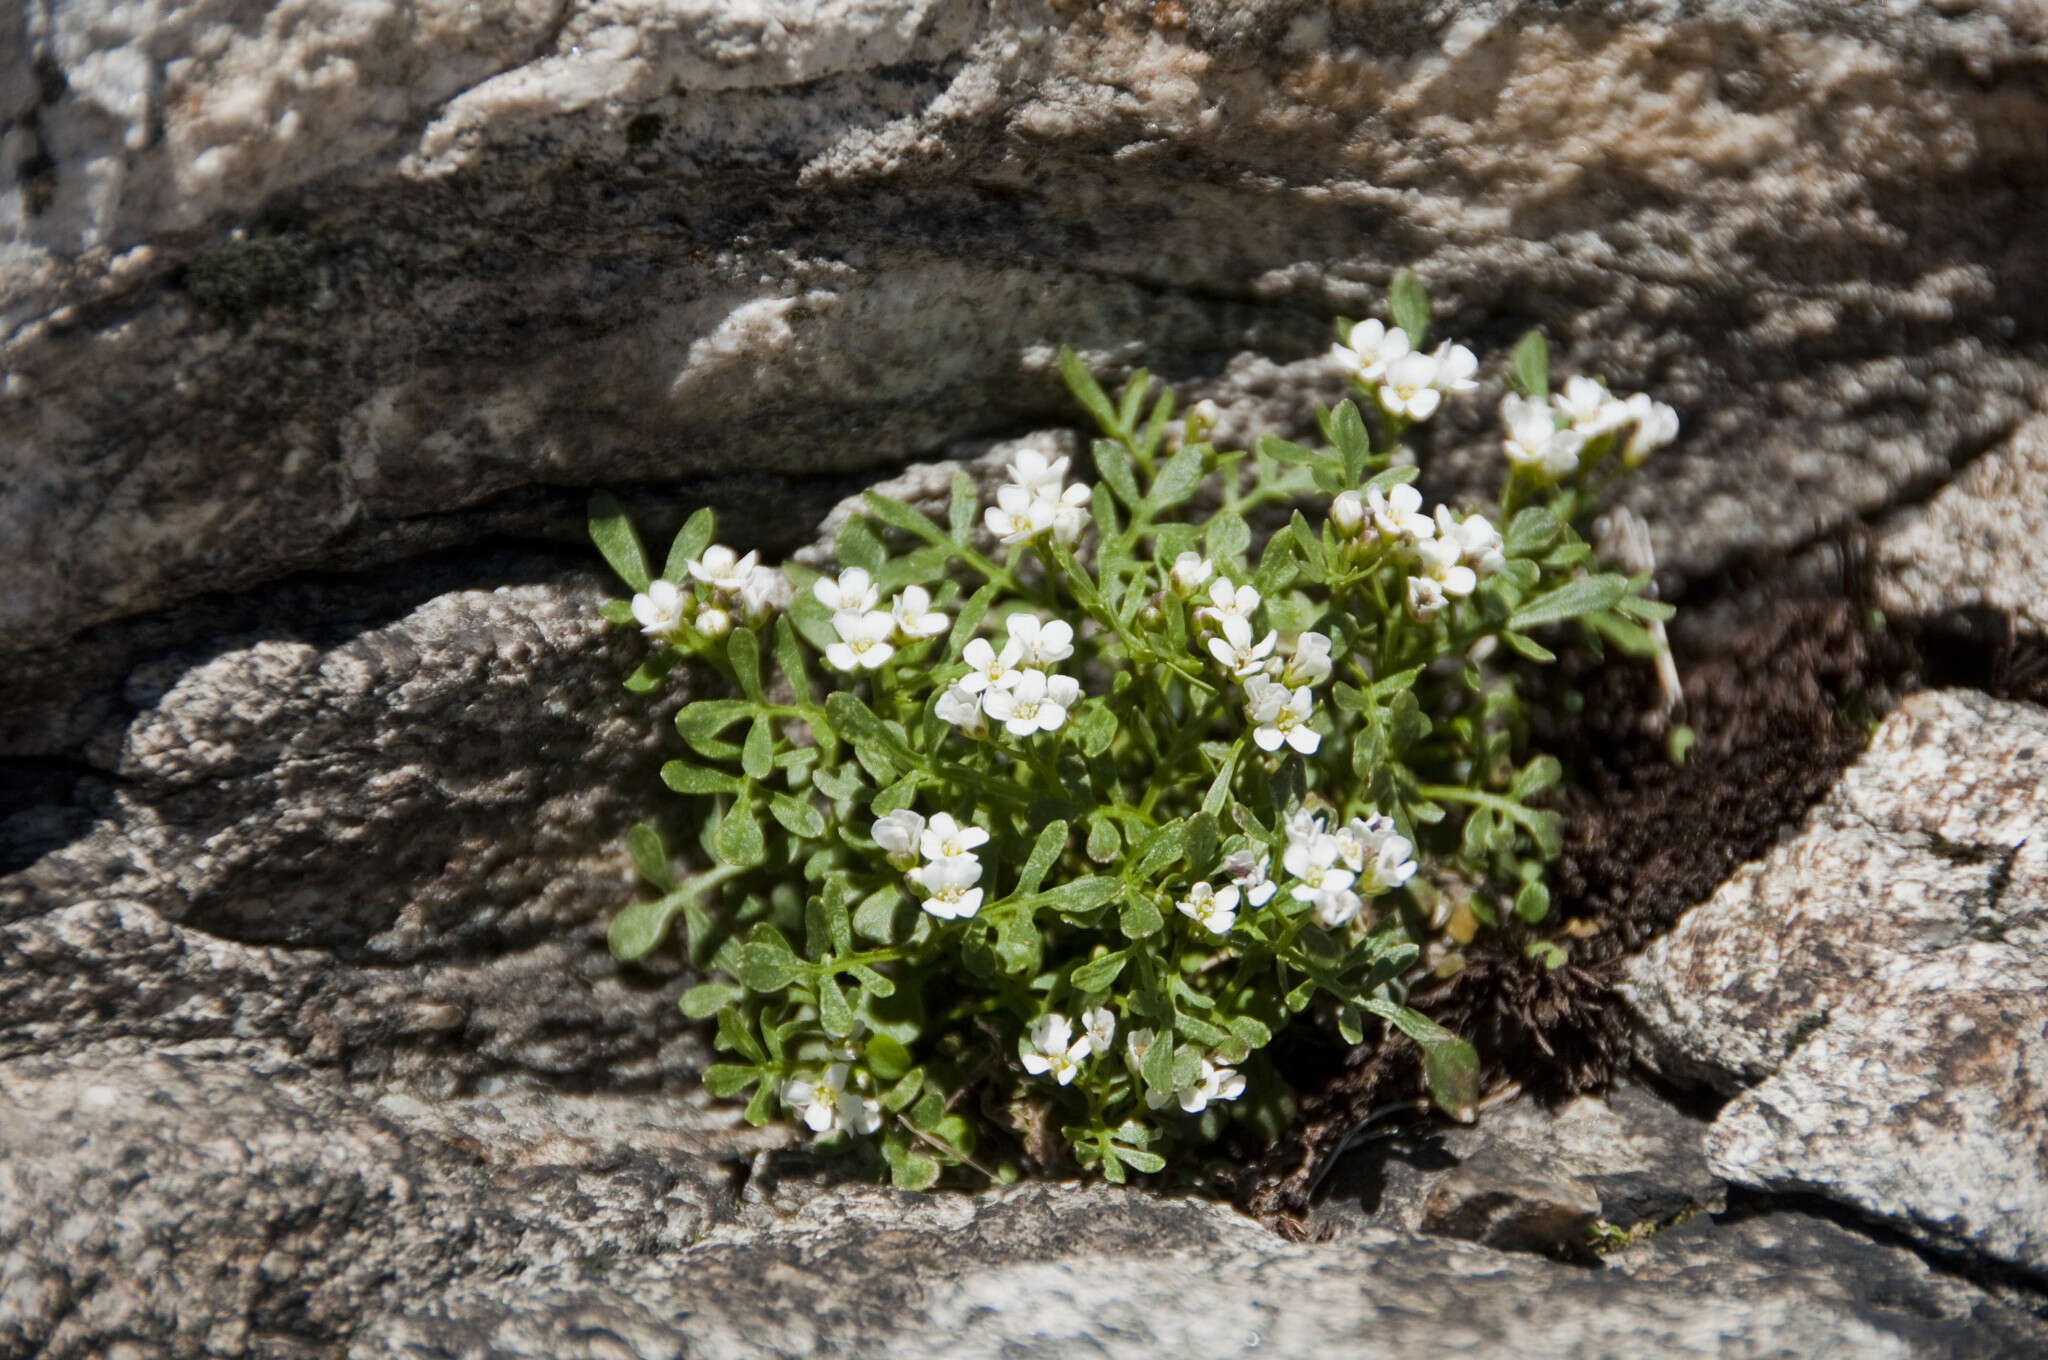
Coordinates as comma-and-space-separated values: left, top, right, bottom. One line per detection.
589, 273, 1679, 1188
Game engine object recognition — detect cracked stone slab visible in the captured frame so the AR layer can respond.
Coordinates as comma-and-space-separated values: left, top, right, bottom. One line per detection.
1623, 687, 2048, 1275
11, 1, 2048, 654
5, 1041, 2043, 1360
1876, 411, 2048, 636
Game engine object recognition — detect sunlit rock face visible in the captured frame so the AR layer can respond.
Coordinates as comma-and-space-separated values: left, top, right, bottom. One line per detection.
7, 0, 2048, 653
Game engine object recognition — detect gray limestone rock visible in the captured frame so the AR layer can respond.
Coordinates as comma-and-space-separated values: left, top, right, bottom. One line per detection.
10, 0, 2048, 656
1624, 688, 2048, 1275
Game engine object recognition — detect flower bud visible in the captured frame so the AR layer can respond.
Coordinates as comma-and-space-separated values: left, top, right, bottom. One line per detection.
1329, 491, 1365, 536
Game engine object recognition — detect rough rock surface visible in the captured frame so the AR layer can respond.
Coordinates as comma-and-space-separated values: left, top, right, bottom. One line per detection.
1624, 688, 2048, 1276
6, 1041, 2045, 1360
11, 0, 2048, 654
1876, 412, 2048, 637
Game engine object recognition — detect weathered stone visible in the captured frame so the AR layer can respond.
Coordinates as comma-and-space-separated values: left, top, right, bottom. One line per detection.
1419, 1147, 1603, 1253
1623, 688, 2048, 1275
6, 1041, 2044, 1360
10, 1, 2048, 655
1876, 412, 2048, 636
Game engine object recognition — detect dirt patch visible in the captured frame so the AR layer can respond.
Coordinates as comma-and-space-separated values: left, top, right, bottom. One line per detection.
1240, 578, 1962, 1228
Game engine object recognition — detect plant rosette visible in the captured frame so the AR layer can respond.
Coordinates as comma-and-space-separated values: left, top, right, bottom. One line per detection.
589, 272, 1680, 1188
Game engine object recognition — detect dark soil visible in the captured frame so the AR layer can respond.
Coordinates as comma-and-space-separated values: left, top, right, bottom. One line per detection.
1240, 571, 2048, 1231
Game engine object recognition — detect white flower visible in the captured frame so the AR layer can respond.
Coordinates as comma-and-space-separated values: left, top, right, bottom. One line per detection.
784, 1064, 879, 1137
1082, 1007, 1117, 1057
1434, 506, 1505, 579
1177, 1054, 1247, 1114
1406, 574, 1448, 621
981, 669, 1078, 736
1049, 483, 1092, 547
935, 683, 987, 736
1244, 675, 1321, 755
1414, 536, 1478, 599
1430, 342, 1479, 394
1176, 881, 1241, 935
1124, 1025, 1159, 1077
1367, 483, 1435, 547
959, 635, 1025, 695
984, 483, 1056, 543
1554, 376, 1631, 436
813, 567, 879, 615
872, 809, 926, 870
737, 564, 791, 622
1199, 577, 1260, 628
919, 812, 989, 865
825, 608, 897, 671
1006, 613, 1075, 667
1283, 827, 1356, 901
908, 855, 984, 920
1329, 490, 1366, 537
887, 585, 949, 641
631, 580, 687, 639
1502, 394, 1586, 479
1223, 849, 1278, 907
1312, 884, 1365, 929
1378, 352, 1444, 422
1005, 448, 1072, 498
696, 606, 733, 640
1206, 614, 1279, 678
688, 544, 760, 597
1021, 1013, 1090, 1086
1169, 551, 1214, 595
1622, 392, 1679, 466
1278, 631, 1334, 688
1331, 317, 1411, 383
1361, 834, 1419, 898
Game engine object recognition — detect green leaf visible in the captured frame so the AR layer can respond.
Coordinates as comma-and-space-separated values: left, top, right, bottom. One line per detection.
1114, 1145, 1166, 1174
1501, 631, 1557, 664
715, 1006, 768, 1064
1511, 328, 1550, 398
1389, 269, 1430, 348
715, 799, 768, 867
853, 887, 903, 943
863, 491, 950, 548
623, 650, 680, 694
587, 491, 651, 592
1131, 820, 1188, 880
1119, 892, 1165, 940
1503, 506, 1560, 558
1200, 748, 1239, 821
736, 927, 800, 991
1512, 755, 1562, 799
1523, 808, 1564, 860
949, 471, 978, 543
1060, 346, 1122, 435
769, 792, 826, 839
1328, 400, 1371, 479
1018, 819, 1068, 896
1037, 877, 1122, 915
1514, 879, 1552, 924
677, 699, 753, 744
1071, 949, 1129, 993
703, 1064, 762, 1099
1071, 702, 1117, 757
867, 1032, 915, 1082
626, 822, 674, 891
727, 628, 764, 701
1387, 691, 1430, 755
818, 973, 856, 1037
608, 894, 687, 962
1149, 445, 1205, 509
679, 980, 745, 1018
742, 717, 774, 780
598, 599, 636, 625
993, 914, 1041, 975
1205, 508, 1251, 563
890, 1148, 943, 1190
1616, 593, 1677, 622
948, 582, 998, 658
836, 515, 887, 574
662, 760, 744, 795
664, 507, 716, 583
1257, 435, 1321, 468
825, 692, 920, 777
1510, 574, 1630, 631
1094, 439, 1143, 509
1184, 811, 1218, 876
1227, 1015, 1272, 1047
1086, 817, 1122, 864
871, 771, 921, 816
770, 616, 814, 707
1424, 1034, 1481, 1121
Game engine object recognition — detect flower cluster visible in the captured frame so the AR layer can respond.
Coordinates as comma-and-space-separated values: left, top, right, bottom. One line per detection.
591, 272, 1679, 1189
873, 809, 989, 920
632, 543, 790, 642
941, 612, 1081, 738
